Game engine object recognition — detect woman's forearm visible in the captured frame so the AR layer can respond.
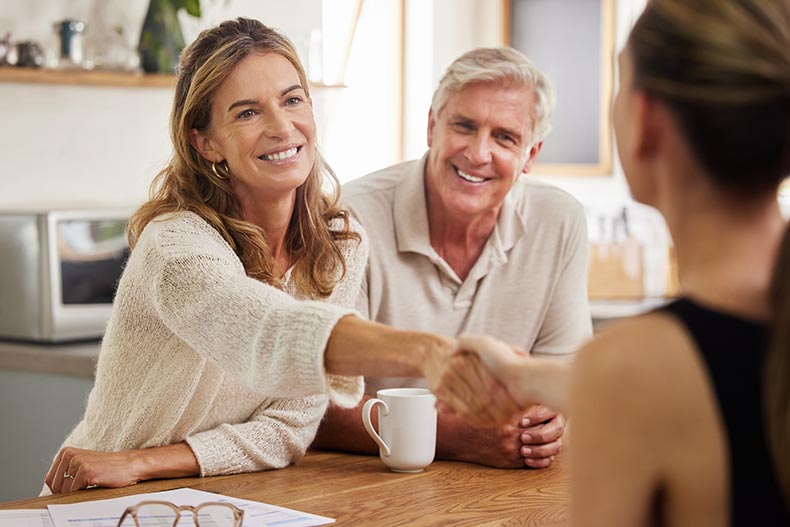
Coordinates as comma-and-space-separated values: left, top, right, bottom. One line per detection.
46, 442, 201, 493
325, 315, 452, 377
516, 358, 571, 415
134, 442, 201, 480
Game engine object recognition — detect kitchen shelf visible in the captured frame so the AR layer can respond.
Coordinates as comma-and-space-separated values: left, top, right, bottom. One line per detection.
0, 66, 175, 88
0, 66, 349, 90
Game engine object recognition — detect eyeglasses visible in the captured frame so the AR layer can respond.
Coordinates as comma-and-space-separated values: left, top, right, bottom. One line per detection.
117, 500, 244, 527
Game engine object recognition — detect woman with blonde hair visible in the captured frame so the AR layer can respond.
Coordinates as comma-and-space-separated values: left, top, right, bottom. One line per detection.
450, 0, 790, 524
43, 18, 497, 494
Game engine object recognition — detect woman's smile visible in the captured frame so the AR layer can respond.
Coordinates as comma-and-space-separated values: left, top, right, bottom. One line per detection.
258, 145, 301, 163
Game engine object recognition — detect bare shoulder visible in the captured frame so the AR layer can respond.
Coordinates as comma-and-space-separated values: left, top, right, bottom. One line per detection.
570, 312, 729, 525
575, 312, 694, 372
572, 311, 710, 424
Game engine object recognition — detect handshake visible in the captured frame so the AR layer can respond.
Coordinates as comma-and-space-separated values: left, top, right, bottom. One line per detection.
425, 334, 569, 427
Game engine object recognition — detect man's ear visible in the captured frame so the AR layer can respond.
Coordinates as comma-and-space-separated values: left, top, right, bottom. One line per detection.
520, 141, 543, 174
188, 128, 223, 163
426, 108, 436, 148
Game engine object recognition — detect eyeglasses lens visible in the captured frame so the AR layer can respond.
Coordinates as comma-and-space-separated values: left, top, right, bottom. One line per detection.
128, 503, 178, 526
196, 504, 238, 526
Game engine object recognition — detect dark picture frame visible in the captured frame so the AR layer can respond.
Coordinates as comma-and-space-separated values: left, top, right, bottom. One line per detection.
503, 0, 615, 175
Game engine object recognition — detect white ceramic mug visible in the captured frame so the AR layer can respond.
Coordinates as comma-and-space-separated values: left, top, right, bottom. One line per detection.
361, 388, 437, 473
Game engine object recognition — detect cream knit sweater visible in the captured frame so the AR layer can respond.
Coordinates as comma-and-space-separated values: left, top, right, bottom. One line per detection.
57, 211, 367, 477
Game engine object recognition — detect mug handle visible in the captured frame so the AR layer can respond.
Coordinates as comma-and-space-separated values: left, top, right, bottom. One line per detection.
362, 398, 391, 457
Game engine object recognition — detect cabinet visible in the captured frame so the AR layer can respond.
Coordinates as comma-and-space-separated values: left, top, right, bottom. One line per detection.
0, 341, 97, 501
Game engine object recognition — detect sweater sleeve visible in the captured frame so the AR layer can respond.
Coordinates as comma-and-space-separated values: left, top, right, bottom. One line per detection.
185, 394, 328, 476
320, 215, 370, 405
145, 214, 361, 403
182, 216, 369, 475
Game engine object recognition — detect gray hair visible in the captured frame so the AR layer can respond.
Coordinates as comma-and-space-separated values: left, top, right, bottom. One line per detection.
430, 47, 556, 144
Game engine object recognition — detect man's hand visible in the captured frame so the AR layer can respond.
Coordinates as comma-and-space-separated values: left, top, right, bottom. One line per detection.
437, 405, 565, 469
44, 447, 144, 494
519, 405, 565, 468
437, 410, 524, 468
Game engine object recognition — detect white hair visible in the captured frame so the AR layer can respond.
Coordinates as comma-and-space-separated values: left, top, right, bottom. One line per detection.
430, 47, 556, 144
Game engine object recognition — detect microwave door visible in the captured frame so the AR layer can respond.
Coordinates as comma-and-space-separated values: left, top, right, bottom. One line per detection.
49, 212, 129, 342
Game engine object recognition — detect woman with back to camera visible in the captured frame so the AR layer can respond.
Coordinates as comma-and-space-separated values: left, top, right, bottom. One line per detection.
448, 0, 790, 524
43, 18, 509, 494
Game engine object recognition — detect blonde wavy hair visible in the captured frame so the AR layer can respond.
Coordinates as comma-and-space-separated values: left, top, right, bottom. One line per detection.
630, 0, 790, 505
127, 18, 359, 298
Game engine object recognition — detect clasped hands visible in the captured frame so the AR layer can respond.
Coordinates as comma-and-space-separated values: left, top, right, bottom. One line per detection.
426, 334, 538, 428
426, 334, 564, 468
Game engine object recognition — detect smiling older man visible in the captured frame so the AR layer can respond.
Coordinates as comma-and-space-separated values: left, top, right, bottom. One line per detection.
313, 47, 592, 468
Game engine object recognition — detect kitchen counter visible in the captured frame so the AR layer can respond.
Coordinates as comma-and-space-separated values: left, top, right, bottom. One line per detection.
0, 339, 98, 378
589, 297, 668, 320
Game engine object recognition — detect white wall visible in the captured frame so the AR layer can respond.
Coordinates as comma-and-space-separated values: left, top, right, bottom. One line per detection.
0, 83, 172, 208
318, 0, 403, 181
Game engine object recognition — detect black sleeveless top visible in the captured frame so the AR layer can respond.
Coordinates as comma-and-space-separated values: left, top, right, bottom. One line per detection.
660, 299, 788, 525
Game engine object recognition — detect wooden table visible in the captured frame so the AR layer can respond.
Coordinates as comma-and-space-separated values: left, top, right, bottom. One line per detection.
0, 451, 568, 526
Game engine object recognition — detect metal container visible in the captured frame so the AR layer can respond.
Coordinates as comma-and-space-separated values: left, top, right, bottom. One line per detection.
54, 19, 86, 68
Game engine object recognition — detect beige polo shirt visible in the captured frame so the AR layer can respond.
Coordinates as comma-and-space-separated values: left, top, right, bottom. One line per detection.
342, 155, 592, 394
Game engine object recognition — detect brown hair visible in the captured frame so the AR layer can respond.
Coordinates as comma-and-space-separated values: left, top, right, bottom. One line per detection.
127, 17, 359, 297
628, 0, 790, 195
629, 0, 790, 504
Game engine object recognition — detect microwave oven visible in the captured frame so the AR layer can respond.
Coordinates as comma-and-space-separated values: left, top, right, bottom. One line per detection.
0, 208, 131, 342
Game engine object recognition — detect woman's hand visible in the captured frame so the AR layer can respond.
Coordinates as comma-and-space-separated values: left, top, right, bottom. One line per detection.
456, 334, 526, 389
429, 345, 524, 428
456, 333, 571, 415
44, 442, 200, 494
44, 447, 145, 494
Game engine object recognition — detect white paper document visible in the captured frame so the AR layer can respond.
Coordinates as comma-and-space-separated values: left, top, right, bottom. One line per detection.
47, 487, 334, 527
0, 509, 54, 527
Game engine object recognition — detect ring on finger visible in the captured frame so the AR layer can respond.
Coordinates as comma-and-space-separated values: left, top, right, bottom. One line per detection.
63, 472, 75, 480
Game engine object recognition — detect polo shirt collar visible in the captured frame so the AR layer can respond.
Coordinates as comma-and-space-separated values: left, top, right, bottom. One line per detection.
393, 153, 433, 256
392, 152, 527, 260
495, 180, 526, 254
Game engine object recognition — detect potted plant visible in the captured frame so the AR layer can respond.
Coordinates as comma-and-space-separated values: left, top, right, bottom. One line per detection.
138, 0, 201, 73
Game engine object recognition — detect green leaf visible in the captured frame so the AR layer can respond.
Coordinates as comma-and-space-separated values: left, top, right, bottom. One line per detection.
184, 0, 201, 17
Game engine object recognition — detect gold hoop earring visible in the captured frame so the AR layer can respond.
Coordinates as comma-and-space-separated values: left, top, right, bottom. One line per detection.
211, 161, 228, 180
